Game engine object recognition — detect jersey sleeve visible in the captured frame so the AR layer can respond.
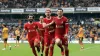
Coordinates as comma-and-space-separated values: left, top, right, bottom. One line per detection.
35, 22, 38, 29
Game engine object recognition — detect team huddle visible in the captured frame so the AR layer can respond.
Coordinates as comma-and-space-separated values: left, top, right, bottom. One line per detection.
21, 8, 69, 56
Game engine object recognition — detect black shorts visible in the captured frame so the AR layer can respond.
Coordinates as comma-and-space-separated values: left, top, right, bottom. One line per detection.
16, 36, 20, 41
3, 38, 8, 42
79, 37, 83, 41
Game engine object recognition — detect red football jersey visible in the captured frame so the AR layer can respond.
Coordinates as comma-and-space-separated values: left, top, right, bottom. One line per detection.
54, 16, 69, 37
36, 22, 44, 37
24, 22, 38, 40
43, 17, 55, 35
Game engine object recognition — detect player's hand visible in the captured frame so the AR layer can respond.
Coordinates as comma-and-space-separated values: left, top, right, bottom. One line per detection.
83, 36, 86, 39
75, 35, 80, 40
20, 35, 26, 40
64, 34, 68, 38
43, 23, 47, 28
22, 37, 26, 40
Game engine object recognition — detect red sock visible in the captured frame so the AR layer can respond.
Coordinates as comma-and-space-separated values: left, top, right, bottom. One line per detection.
49, 46, 54, 56
65, 49, 69, 56
42, 44, 44, 53
45, 47, 49, 56
58, 44, 64, 52
32, 47, 37, 56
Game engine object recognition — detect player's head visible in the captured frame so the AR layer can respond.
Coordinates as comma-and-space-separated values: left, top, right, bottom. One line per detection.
45, 8, 51, 17
2, 24, 6, 28
39, 16, 44, 23
80, 25, 83, 28
57, 8, 63, 17
27, 14, 34, 23
16, 26, 19, 30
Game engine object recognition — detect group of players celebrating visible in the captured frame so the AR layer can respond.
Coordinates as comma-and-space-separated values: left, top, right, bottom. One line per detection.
1, 8, 86, 56
21, 8, 69, 56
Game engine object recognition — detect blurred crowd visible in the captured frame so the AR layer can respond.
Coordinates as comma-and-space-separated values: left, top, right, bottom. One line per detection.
0, 0, 48, 8
68, 23, 100, 42
0, 0, 100, 8
51, 0, 71, 8
51, 0, 100, 8
73, 0, 100, 7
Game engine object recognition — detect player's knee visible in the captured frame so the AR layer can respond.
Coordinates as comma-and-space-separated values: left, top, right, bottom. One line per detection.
34, 39, 40, 47
34, 43, 38, 47
79, 41, 82, 44
55, 38, 61, 45
50, 44, 54, 47
45, 46, 49, 49
34, 42, 40, 47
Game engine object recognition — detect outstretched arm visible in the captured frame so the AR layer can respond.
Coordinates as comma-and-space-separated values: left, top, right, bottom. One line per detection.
20, 29, 27, 40
43, 21, 54, 28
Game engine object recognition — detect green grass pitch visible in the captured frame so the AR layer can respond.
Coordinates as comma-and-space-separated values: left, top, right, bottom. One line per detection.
0, 43, 100, 56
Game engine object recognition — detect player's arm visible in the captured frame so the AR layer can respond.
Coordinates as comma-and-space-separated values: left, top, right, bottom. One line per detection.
64, 18, 69, 38
21, 29, 27, 40
83, 29, 86, 38
21, 24, 28, 40
2, 28, 4, 33
43, 21, 54, 28
36, 26, 43, 41
15, 31, 17, 36
77, 28, 82, 35
2, 28, 5, 37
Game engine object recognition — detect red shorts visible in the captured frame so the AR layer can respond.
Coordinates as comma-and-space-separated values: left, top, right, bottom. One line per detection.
28, 37, 40, 48
55, 35, 68, 46
44, 33, 55, 46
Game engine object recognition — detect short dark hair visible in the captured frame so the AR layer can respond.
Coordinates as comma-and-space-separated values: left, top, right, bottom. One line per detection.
80, 25, 83, 27
2, 24, 6, 27
57, 8, 63, 12
27, 14, 35, 18
16, 26, 18, 28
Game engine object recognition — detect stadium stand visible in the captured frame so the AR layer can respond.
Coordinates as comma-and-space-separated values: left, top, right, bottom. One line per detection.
51, 0, 100, 8
0, 0, 48, 8
0, 0, 100, 8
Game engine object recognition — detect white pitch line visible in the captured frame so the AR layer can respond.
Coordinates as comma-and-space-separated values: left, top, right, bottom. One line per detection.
70, 45, 100, 56
81, 46, 100, 51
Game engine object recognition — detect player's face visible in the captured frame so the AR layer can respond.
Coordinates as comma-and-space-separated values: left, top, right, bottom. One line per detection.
57, 10, 63, 17
28, 16, 33, 23
17, 27, 19, 30
28, 16, 33, 19
45, 11, 51, 17
39, 18, 43, 22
